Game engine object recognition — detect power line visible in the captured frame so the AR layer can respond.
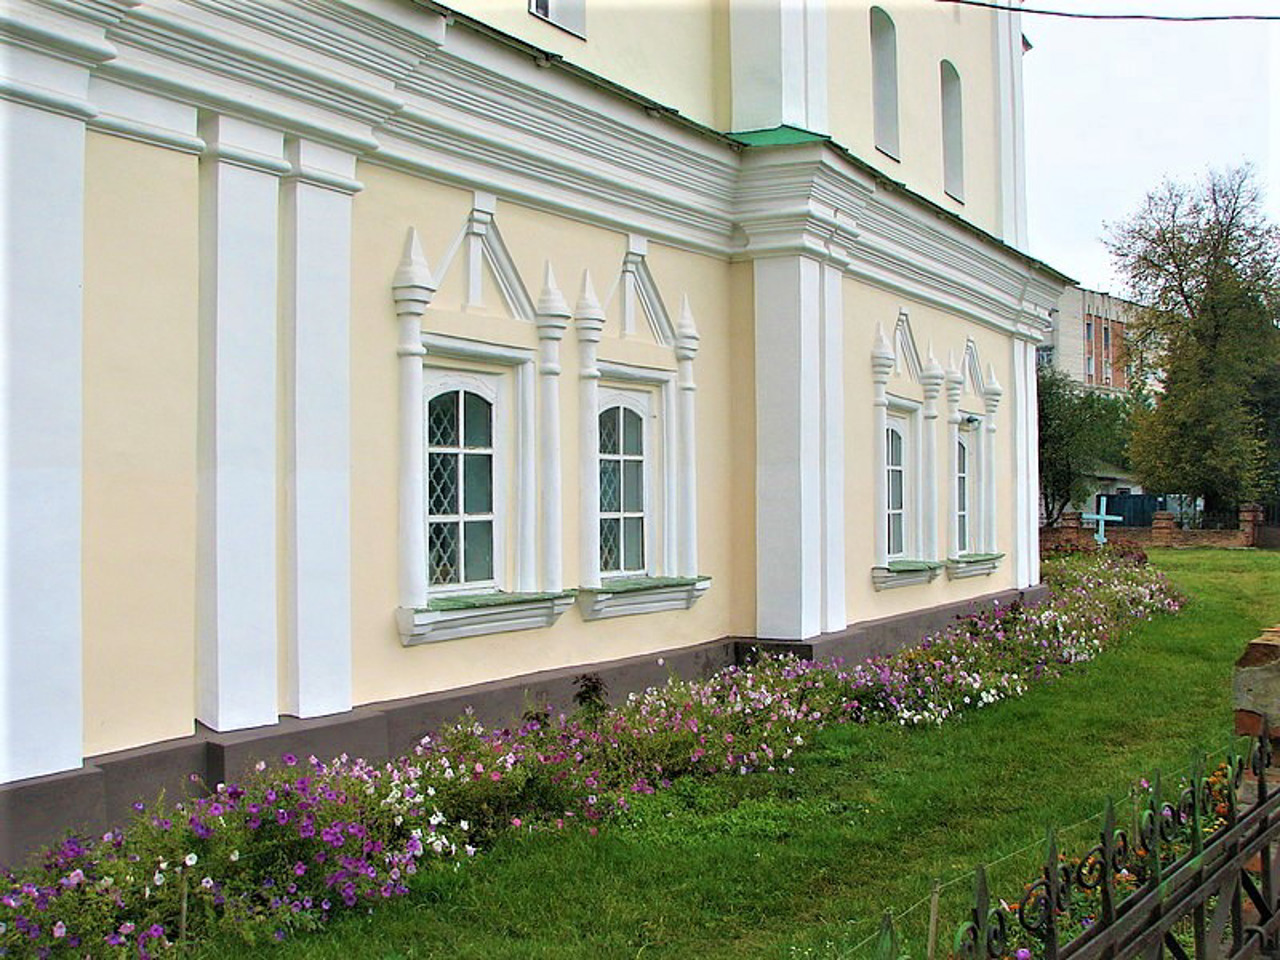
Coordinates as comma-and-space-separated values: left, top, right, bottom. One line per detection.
935, 0, 1280, 21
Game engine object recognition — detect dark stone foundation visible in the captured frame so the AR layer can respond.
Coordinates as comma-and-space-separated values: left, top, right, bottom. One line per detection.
0, 584, 1047, 866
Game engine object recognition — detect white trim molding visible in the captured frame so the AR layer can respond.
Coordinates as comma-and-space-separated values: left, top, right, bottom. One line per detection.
575, 272, 607, 590
535, 263, 570, 593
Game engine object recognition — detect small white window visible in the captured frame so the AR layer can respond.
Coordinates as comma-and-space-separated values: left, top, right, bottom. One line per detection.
871, 8, 900, 160
956, 435, 969, 554
886, 419, 907, 558
530, 0, 585, 37
599, 405, 647, 574
427, 388, 496, 588
940, 60, 964, 201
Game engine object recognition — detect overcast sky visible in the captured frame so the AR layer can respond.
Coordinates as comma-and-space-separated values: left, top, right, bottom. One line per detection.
1020, 0, 1279, 293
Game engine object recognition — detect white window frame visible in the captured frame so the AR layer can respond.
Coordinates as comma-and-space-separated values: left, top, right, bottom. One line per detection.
884, 400, 920, 559
956, 431, 970, 555
955, 414, 984, 556
597, 387, 655, 577
940, 59, 964, 201
529, 0, 586, 38
423, 369, 505, 597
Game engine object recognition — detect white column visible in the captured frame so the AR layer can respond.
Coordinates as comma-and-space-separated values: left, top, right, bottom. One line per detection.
920, 351, 945, 562
983, 367, 1003, 559
755, 256, 824, 640
576, 273, 606, 590
818, 259, 845, 633
279, 140, 359, 719
535, 264, 570, 593
870, 325, 896, 570
675, 297, 701, 579
945, 359, 964, 559
196, 115, 289, 732
0, 33, 106, 779
392, 229, 436, 611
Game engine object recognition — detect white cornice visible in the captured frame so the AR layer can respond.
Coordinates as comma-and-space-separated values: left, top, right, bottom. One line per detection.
28, 0, 1067, 324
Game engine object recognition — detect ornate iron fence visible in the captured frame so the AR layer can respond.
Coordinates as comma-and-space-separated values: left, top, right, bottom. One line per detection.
945, 727, 1280, 960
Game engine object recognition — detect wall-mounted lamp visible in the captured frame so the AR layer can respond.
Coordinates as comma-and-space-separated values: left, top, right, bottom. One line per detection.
963, 415, 982, 426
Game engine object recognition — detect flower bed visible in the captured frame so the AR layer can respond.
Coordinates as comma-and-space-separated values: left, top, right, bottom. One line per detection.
0, 549, 1182, 957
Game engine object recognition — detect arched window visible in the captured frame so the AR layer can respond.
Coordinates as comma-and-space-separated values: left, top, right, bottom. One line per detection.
886, 423, 905, 558
871, 8, 900, 160
941, 60, 964, 200
427, 389, 494, 586
599, 405, 646, 574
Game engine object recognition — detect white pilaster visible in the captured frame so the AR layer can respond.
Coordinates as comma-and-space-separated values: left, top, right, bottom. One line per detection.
675, 297, 700, 579
983, 367, 1003, 559
729, 0, 829, 133
870, 325, 896, 570
755, 255, 824, 640
196, 115, 287, 732
392, 229, 436, 612
819, 258, 846, 632
0, 30, 105, 779
279, 140, 358, 719
945, 358, 964, 559
535, 264, 570, 593
1011, 339, 1039, 586
920, 349, 945, 562
576, 273, 606, 590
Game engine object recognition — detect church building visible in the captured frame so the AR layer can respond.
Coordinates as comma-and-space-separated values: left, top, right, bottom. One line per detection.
0, 0, 1067, 853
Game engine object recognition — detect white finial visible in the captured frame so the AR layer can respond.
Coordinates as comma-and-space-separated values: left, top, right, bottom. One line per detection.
391, 227, 436, 318
536, 261, 570, 319
986, 363, 1003, 396
575, 270, 606, 343
675, 294, 700, 358
872, 322, 894, 361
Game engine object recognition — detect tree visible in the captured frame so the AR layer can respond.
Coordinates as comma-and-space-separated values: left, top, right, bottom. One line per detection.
1106, 166, 1280, 511
1038, 365, 1121, 525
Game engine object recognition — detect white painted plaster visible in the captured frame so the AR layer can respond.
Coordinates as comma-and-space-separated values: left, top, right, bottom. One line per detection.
279, 139, 356, 719
576, 273, 606, 590
754, 256, 823, 640
819, 261, 845, 632
0, 98, 87, 782
536, 263, 569, 593
195, 114, 284, 732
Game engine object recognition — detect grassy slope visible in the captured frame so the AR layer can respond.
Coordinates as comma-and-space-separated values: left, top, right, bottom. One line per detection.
194, 549, 1280, 960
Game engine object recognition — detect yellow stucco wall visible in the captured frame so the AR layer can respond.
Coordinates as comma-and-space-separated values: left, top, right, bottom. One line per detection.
444, 0, 728, 130
349, 163, 750, 706
842, 279, 1017, 623
81, 132, 199, 756
827, 1, 1001, 236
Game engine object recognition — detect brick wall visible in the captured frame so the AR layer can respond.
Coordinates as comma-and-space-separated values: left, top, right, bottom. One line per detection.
1042, 506, 1265, 550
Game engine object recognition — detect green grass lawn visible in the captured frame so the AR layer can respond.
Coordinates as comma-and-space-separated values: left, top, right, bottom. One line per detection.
194, 549, 1280, 960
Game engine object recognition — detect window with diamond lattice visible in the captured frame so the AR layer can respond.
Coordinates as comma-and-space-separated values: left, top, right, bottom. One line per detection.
426, 390, 494, 586
599, 406, 645, 574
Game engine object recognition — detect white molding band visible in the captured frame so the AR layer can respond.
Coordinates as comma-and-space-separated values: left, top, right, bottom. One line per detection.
279, 139, 357, 719
576, 273, 607, 590
579, 578, 711, 621
195, 114, 284, 732
0, 94, 88, 781
398, 593, 576, 645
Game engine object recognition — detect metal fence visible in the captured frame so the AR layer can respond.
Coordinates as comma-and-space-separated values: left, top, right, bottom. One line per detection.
944, 728, 1280, 960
